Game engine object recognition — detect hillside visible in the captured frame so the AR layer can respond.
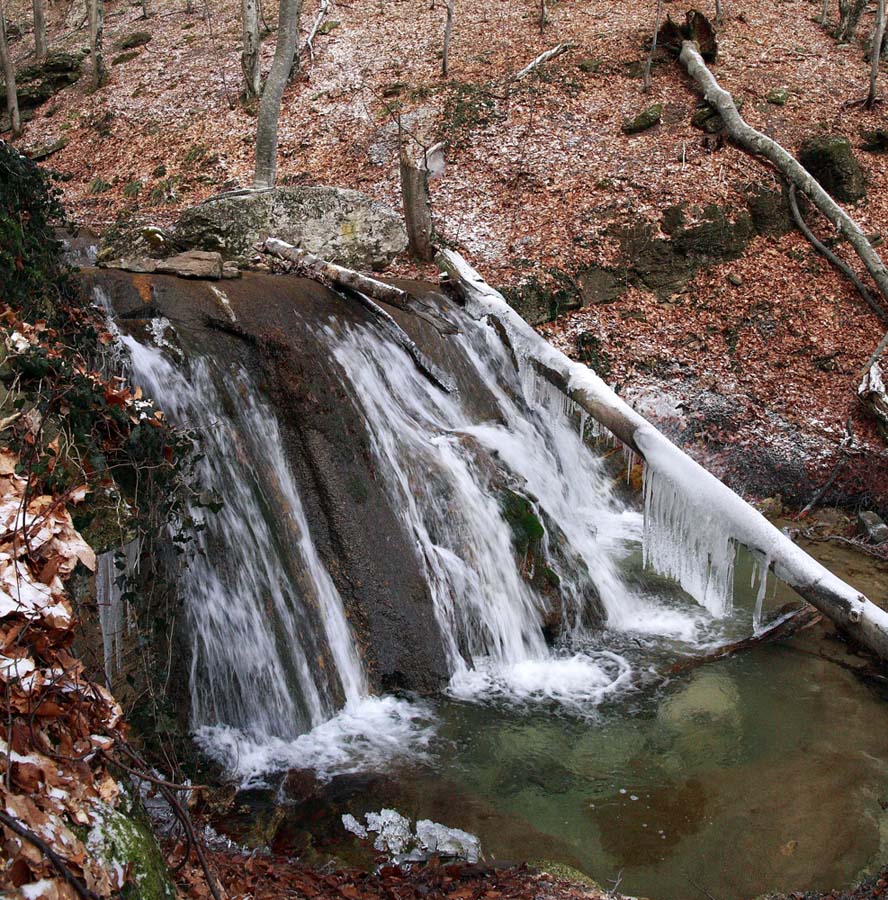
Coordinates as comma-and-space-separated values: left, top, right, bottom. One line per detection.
4, 0, 888, 509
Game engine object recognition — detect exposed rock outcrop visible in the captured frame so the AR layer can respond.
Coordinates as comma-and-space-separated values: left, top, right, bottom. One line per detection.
798, 135, 866, 202
175, 187, 408, 269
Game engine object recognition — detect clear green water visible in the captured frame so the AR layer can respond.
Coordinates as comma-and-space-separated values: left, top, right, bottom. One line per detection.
222, 542, 888, 900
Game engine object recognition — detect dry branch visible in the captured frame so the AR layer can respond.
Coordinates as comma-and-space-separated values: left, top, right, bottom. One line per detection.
513, 42, 574, 80
437, 247, 888, 664
679, 39, 888, 310
263, 238, 458, 393
788, 184, 887, 322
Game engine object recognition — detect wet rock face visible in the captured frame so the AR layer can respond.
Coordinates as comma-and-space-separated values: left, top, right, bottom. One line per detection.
798, 135, 866, 202
174, 187, 408, 269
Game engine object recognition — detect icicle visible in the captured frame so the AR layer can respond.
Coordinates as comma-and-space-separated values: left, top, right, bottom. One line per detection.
642, 463, 736, 618
751, 551, 772, 635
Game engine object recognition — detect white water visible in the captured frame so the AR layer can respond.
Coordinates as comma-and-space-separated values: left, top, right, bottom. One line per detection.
109, 293, 753, 784
329, 317, 716, 705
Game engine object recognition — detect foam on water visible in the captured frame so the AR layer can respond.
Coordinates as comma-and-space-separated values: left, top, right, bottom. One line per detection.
193, 696, 436, 786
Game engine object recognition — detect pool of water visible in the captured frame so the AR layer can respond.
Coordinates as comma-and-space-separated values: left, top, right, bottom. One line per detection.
216, 540, 888, 900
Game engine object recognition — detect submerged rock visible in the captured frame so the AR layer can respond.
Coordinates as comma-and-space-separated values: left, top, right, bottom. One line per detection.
175, 186, 408, 268
798, 134, 866, 202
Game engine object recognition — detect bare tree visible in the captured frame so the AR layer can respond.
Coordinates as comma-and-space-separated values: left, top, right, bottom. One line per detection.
442, 0, 454, 77
818, 0, 830, 26
642, 0, 664, 92
867, 0, 886, 107
539, 0, 547, 33
254, 0, 301, 187
400, 133, 444, 262
33, 0, 47, 59
0, 0, 20, 136
715, 0, 722, 25
241, 0, 261, 99
89, 0, 108, 88
835, 0, 866, 41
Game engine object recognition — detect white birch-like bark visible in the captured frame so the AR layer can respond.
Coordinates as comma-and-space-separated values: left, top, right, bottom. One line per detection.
642, 0, 664, 93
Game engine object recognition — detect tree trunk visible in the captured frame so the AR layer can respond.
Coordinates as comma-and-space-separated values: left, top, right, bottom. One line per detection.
819, 0, 830, 26
867, 0, 886, 107
33, 0, 46, 59
0, 0, 20, 137
715, 0, 722, 24
399, 141, 435, 262
442, 0, 454, 77
89, 0, 108, 88
539, 0, 547, 33
835, 0, 866, 41
437, 247, 888, 664
241, 0, 261, 99
678, 40, 888, 307
643, 0, 664, 93
253, 0, 301, 188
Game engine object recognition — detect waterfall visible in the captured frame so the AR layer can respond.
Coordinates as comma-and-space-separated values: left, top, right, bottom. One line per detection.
327, 315, 712, 704
102, 281, 738, 783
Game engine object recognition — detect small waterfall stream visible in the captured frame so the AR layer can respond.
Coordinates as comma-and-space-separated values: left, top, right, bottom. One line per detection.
101, 285, 741, 781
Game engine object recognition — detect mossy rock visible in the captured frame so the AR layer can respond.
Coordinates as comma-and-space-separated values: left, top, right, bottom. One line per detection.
672, 204, 754, 259
87, 800, 176, 900
691, 95, 742, 133
500, 490, 545, 554
577, 57, 601, 74
744, 182, 793, 236
119, 31, 153, 50
861, 128, 888, 153
798, 134, 866, 202
622, 103, 662, 135
530, 861, 604, 892
113, 51, 141, 65
766, 87, 790, 105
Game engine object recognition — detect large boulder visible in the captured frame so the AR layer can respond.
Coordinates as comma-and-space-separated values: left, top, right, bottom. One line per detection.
175, 186, 408, 269
798, 135, 866, 202
2, 50, 85, 116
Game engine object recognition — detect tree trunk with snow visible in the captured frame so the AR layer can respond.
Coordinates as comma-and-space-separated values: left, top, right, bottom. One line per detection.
867, 0, 886, 107
89, 0, 108, 88
643, 0, 664, 93
835, 0, 866, 41
678, 40, 888, 309
442, 0, 454, 77
241, 0, 261, 99
253, 0, 301, 188
437, 247, 888, 664
0, 0, 20, 136
33, 0, 47, 59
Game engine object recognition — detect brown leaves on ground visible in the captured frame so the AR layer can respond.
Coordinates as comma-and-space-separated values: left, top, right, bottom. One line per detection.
177, 852, 625, 900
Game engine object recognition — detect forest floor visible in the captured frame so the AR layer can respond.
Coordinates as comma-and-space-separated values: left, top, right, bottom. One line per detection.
5, 0, 888, 507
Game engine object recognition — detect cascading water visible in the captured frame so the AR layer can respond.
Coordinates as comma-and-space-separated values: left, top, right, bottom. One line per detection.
327, 314, 716, 705
100, 280, 750, 783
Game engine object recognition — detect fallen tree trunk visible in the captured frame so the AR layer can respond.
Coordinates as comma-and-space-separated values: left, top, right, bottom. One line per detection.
679, 39, 888, 313
263, 238, 459, 334
859, 361, 888, 440
263, 238, 457, 393
437, 247, 888, 664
